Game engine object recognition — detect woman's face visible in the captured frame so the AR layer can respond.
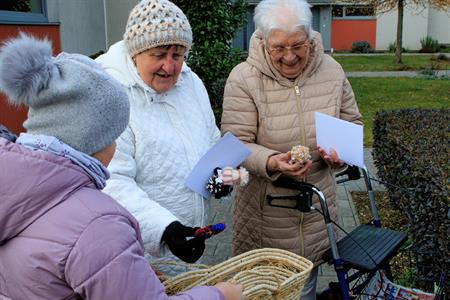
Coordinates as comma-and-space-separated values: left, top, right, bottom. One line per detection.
266, 29, 310, 79
134, 45, 186, 93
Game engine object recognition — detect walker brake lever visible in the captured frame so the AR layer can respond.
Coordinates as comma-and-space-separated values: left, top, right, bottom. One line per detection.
266, 178, 314, 212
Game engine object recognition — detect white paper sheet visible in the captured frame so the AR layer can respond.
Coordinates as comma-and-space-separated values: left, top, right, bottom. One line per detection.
315, 112, 364, 168
184, 132, 252, 198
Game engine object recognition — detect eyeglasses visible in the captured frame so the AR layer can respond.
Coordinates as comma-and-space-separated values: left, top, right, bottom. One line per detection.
267, 42, 310, 59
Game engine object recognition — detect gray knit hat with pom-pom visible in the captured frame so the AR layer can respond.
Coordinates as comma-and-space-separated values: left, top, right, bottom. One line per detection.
0, 34, 130, 154
124, 0, 192, 57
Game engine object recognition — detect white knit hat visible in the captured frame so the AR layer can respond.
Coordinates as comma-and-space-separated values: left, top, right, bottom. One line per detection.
124, 0, 193, 57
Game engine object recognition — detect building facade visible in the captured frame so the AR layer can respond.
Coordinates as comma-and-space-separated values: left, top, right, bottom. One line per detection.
232, 0, 449, 52
0, 0, 448, 133
1, 1, 448, 54
0, 0, 135, 133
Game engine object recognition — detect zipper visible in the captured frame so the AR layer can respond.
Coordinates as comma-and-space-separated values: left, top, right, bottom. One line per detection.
294, 85, 308, 183
294, 85, 306, 145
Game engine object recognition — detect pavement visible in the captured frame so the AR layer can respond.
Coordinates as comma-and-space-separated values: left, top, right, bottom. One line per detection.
345, 70, 450, 78
332, 52, 450, 78
202, 148, 386, 293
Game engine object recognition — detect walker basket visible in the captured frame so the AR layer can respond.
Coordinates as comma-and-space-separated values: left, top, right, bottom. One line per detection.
162, 248, 313, 300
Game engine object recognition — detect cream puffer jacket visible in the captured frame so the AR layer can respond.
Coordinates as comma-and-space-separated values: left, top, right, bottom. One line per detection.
96, 41, 220, 257
221, 31, 362, 264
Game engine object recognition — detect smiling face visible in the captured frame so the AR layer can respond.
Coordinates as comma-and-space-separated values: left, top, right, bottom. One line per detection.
133, 45, 186, 93
266, 29, 310, 79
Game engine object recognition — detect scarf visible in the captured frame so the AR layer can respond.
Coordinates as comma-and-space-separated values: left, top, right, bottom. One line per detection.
16, 133, 110, 189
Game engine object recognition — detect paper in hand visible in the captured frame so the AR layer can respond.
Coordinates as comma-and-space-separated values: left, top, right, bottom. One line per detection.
315, 112, 364, 168
184, 132, 251, 198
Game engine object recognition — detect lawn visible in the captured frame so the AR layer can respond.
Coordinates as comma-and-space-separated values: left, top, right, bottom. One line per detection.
349, 77, 450, 146
334, 54, 450, 72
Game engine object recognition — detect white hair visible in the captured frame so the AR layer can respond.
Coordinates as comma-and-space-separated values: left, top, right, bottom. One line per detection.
254, 0, 313, 39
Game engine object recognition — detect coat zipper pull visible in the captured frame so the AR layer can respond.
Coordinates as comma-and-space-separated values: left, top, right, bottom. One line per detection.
294, 85, 300, 95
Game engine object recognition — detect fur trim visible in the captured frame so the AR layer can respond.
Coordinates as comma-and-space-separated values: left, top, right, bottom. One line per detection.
0, 33, 55, 106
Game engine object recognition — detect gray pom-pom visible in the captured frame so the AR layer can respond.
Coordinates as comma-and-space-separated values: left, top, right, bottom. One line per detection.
0, 33, 55, 106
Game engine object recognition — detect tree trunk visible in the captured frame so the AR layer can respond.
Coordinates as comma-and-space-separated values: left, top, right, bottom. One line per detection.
394, 0, 404, 64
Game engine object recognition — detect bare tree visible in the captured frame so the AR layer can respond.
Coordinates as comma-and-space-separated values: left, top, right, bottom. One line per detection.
0, 0, 31, 12
335, 0, 449, 64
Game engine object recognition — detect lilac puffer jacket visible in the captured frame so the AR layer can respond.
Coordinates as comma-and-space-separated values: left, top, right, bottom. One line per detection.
0, 138, 224, 300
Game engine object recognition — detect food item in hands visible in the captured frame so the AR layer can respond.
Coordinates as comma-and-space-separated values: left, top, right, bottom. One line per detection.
289, 145, 311, 164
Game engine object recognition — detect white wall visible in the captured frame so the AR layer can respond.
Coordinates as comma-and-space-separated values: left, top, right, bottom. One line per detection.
427, 8, 450, 44
105, 0, 136, 48
47, 0, 107, 55
376, 4, 430, 51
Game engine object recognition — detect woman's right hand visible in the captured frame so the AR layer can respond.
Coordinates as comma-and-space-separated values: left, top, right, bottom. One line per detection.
214, 282, 244, 300
266, 152, 312, 179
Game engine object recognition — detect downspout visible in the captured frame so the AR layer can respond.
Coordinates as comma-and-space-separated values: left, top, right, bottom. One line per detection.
103, 0, 109, 51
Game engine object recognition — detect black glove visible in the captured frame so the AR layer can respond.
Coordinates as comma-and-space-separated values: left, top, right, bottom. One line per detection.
161, 221, 206, 263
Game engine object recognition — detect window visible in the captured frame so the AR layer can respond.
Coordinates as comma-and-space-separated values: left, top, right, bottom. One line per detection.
0, 0, 47, 23
332, 5, 374, 19
232, 5, 255, 53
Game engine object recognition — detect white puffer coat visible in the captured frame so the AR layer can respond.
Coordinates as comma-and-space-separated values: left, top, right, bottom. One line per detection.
96, 41, 220, 257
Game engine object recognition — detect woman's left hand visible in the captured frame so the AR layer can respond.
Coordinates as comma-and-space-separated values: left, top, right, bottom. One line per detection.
317, 146, 345, 168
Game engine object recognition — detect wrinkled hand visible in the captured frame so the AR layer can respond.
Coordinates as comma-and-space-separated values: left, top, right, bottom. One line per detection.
214, 282, 244, 300
161, 221, 205, 263
220, 167, 241, 185
266, 152, 312, 179
317, 146, 345, 168
220, 167, 249, 187
151, 266, 166, 282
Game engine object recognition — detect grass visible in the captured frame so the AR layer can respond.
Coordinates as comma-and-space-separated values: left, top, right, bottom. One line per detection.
334, 55, 450, 72
349, 77, 450, 146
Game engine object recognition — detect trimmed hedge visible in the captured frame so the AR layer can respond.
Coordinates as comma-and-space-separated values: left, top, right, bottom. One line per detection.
351, 40, 372, 53
171, 0, 247, 110
373, 109, 449, 294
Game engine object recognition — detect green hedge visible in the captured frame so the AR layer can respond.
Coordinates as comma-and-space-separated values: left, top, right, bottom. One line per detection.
373, 109, 449, 294
171, 0, 247, 109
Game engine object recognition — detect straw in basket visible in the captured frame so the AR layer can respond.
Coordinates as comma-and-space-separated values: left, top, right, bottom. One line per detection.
161, 248, 313, 300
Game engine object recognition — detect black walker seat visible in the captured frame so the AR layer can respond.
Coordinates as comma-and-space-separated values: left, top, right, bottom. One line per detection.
322, 224, 407, 271
269, 166, 408, 275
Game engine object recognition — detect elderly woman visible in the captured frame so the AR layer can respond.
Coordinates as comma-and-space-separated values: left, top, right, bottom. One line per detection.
221, 0, 362, 298
96, 0, 221, 271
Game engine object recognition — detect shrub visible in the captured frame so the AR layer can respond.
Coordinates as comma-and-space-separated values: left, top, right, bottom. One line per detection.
388, 42, 396, 53
373, 109, 449, 295
439, 44, 450, 53
172, 0, 247, 111
432, 53, 449, 62
420, 36, 440, 53
208, 77, 227, 125
388, 42, 407, 53
351, 40, 372, 53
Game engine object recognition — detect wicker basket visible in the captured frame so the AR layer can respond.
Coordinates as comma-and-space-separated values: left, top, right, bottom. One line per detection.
162, 248, 313, 300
